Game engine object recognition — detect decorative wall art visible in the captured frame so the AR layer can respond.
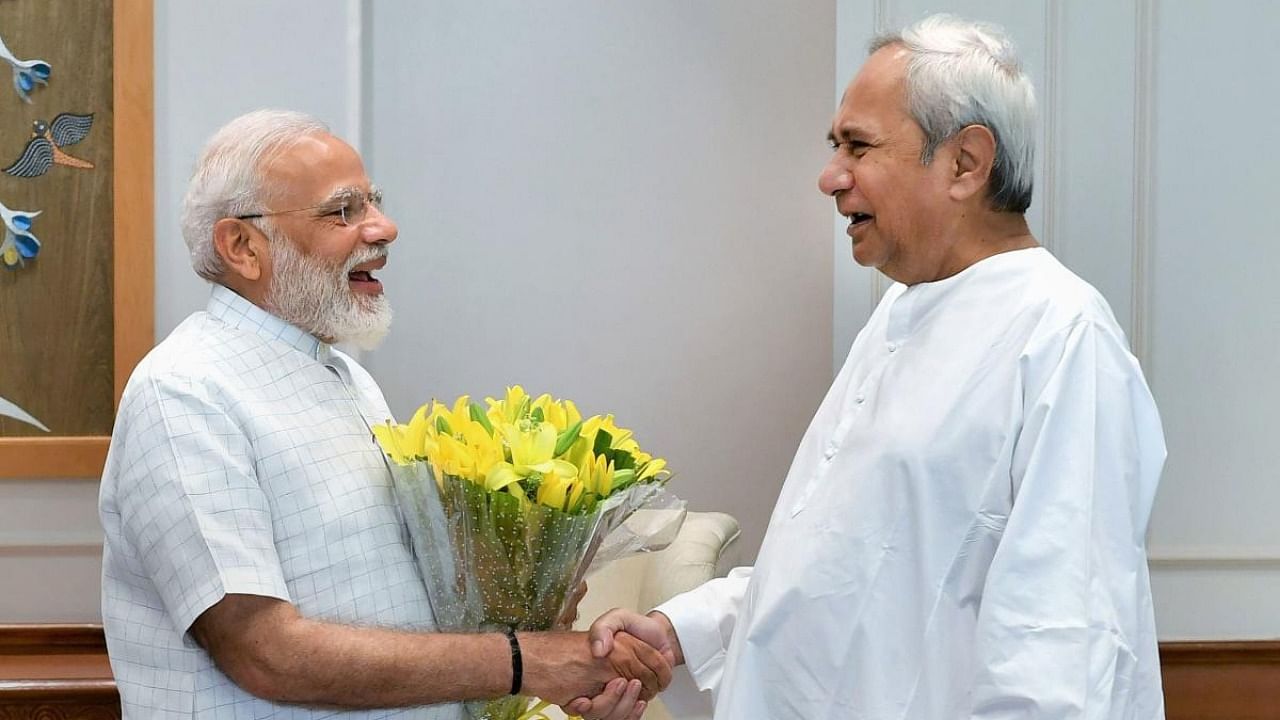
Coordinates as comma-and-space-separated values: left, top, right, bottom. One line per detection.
4, 112, 96, 177
0, 0, 152, 477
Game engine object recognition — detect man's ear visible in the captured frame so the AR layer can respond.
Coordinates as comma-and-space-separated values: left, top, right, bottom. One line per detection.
212, 218, 266, 282
948, 124, 997, 203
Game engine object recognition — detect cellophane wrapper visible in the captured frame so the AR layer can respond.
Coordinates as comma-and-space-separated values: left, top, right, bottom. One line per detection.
390, 462, 684, 720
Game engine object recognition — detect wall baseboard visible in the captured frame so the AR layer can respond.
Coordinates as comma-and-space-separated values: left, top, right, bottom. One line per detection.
1160, 641, 1280, 720
0, 625, 106, 656
0, 625, 118, 719
0, 626, 1275, 719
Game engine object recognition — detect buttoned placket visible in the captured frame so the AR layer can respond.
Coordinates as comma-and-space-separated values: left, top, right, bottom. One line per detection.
790, 289, 916, 516
322, 350, 419, 548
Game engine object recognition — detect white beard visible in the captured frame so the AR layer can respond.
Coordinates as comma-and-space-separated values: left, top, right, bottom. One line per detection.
263, 225, 393, 351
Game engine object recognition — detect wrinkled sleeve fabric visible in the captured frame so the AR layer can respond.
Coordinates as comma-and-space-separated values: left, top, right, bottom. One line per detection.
112, 372, 291, 636
653, 566, 754, 698
969, 319, 1166, 720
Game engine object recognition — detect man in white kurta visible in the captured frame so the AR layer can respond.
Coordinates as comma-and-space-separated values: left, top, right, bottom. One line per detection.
657, 247, 1165, 717
576, 14, 1165, 720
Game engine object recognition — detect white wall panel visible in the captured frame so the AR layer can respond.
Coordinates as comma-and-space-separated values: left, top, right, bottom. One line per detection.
0, 479, 103, 621
364, 0, 836, 559
1053, 0, 1140, 338
1142, 1, 1280, 638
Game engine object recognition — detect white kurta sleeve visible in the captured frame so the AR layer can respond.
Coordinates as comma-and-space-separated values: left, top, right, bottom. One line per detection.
652, 566, 753, 697
969, 319, 1166, 720
112, 373, 292, 636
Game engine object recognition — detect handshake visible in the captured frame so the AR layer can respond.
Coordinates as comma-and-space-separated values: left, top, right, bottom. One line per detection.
521, 609, 683, 720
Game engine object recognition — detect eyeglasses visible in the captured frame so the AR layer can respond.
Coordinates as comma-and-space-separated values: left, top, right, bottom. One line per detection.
236, 187, 384, 227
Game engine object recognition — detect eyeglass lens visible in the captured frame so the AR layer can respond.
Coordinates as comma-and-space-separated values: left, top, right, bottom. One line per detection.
340, 189, 383, 226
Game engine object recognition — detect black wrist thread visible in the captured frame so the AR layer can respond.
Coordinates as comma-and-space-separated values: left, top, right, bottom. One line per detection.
504, 626, 523, 696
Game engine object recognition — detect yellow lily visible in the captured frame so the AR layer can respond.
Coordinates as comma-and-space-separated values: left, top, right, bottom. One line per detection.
536, 467, 585, 511
403, 403, 434, 457
371, 422, 414, 465
427, 395, 473, 437
369, 389, 671, 513
576, 453, 614, 496
637, 457, 668, 482
597, 414, 642, 455
487, 385, 530, 425
486, 421, 579, 496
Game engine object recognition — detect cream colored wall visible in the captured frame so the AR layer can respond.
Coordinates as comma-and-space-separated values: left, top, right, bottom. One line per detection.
361, 0, 836, 562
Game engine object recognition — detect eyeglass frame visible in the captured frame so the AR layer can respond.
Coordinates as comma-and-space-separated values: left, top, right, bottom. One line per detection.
234, 186, 384, 227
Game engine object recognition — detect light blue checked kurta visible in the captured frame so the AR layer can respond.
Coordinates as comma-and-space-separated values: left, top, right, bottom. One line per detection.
100, 284, 464, 720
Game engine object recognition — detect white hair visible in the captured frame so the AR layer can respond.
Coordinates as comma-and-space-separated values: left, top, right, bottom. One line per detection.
180, 109, 329, 281
871, 14, 1036, 212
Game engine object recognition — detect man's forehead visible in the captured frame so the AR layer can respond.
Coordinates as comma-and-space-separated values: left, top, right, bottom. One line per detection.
264, 133, 368, 199
267, 133, 348, 174
850, 46, 909, 97
830, 49, 910, 135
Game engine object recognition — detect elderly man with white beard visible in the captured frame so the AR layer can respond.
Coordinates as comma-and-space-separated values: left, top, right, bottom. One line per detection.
98, 110, 670, 720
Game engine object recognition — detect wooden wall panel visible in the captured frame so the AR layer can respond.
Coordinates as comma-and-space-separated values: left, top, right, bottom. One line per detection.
0, 0, 115, 439
0, 0, 152, 477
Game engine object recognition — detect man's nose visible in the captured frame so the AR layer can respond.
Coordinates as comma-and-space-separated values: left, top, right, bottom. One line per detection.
362, 204, 398, 244
818, 157, 852, 197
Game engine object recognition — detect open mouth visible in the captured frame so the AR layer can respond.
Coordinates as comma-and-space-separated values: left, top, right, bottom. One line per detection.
848, 212, 874, 228
347, 269, 382, 292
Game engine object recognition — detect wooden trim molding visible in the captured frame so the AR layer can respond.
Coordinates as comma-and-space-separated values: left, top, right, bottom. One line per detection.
0, 437, 110, 479
0, 626, 1276, 719
111, 0, 156, 408
0, 625, 107, 655
0, 679, 119, 701
1161, 641, 1280, 665
0, 625, 118, 719
1160, 641, 1280, 720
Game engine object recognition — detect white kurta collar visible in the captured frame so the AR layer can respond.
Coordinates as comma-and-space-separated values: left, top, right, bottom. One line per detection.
206, 283, 332, 362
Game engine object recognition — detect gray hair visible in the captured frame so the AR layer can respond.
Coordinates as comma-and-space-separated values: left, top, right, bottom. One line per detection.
180, 109, 329, 281
871, 14, 1036, 213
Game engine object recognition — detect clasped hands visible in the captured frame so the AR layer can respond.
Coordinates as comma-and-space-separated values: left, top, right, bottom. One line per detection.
524, 609, 680, 720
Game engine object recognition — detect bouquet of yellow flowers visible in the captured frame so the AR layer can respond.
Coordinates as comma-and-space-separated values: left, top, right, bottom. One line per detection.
373, 386, 675, 720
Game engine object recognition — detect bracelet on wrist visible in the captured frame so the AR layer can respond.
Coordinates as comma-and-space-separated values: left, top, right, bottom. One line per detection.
503, 626, 523, 696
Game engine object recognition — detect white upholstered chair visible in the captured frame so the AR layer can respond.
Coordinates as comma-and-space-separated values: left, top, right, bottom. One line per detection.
546, 511, 743, 720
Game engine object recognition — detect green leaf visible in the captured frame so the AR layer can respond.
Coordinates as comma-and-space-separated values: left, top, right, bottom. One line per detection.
469, 402, 495, 435
611, 468, 637, 492
553, 420, 583, 457
435, 415, 451, 435
531, 406, 545, 424
612, 450, 635, 471
593, 428, 613, 456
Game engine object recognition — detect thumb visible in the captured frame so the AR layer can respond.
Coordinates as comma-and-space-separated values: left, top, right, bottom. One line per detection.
588, 609, 632, 658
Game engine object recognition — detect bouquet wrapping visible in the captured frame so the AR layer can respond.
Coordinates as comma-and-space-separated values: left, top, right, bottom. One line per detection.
374, 387, 677, 720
